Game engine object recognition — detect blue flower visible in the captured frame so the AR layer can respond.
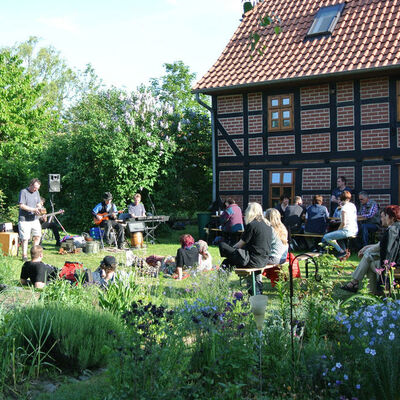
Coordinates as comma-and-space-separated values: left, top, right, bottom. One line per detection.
336, 362, 342, 368
377, 329, 383, 335
365, 347, 371, 354
344, 374, 348, 380
356, 384, 361, 389
389, 332, 395, 340
370, 349, 376, 356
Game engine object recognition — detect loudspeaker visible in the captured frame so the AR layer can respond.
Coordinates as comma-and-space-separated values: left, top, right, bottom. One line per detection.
48, 174, 61, 193
128, 222, 146, 233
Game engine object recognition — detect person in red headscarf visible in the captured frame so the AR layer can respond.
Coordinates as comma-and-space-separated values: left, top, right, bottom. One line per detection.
175, 233, 199, 280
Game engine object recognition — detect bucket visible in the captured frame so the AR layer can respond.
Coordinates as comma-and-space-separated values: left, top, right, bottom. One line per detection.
83, 241, 99, 254
131, 232, 144, 248
249, 295, 268, 330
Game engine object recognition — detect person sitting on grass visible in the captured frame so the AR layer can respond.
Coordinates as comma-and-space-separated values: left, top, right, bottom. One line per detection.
92, 256, 117, 289
175, 234, 199, 280
341, 206, 400, 294
322, 190, 358, 260
195, 240, 213, 271
20, 245, 58, 289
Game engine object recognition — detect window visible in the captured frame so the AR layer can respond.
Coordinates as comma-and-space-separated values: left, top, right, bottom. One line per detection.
269, 170, 295, 208
307, 4, 345, 37
268, 94, 294, 132
397, 81, 400, 122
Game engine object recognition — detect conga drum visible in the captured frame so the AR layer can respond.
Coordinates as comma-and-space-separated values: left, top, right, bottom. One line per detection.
131, 232, 144, 248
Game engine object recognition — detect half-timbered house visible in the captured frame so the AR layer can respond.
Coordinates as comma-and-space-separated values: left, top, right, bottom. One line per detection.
193, 0, 400, 210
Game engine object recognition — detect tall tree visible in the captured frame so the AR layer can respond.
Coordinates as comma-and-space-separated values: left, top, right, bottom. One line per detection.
0, 50, 58, 204
40, 87, 176, 229
5, 36, 101, 114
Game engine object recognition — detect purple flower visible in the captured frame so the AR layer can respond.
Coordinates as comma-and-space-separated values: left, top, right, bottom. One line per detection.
233, 291, 244, 301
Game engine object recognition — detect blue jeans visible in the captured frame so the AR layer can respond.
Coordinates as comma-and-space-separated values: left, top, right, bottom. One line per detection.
322, 229, 350, 252
360, 223, 378, 247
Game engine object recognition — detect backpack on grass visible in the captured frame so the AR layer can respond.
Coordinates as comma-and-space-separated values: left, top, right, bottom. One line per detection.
59, 261, 93, 285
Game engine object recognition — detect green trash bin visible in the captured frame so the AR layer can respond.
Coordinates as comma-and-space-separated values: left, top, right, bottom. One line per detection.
197, 212, 211, 241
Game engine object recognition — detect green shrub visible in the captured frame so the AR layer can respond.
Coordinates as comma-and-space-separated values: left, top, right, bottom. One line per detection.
1, 303, 123, 381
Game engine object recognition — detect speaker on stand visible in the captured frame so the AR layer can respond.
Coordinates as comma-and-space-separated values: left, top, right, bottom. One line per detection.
48, 174, 61, 193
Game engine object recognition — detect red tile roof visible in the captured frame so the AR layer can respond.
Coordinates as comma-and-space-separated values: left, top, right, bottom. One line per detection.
193, 0, 400, 93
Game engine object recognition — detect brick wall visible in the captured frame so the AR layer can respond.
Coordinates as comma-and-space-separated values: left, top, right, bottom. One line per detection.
268, 135, 295, 154
217, 139, 244, 156
337, 106, 354, 127
248, 93, 262, 111
217, 95, 243, 114
369, 194, 391, 208
302, 167, 331, 190
360, 77, 389, 99
361, 103, 389, 125
361, 128, 390, 150
337, 166, 355, 189
362, 165, 391, 189
301, 133, 330, 153
218, 140, 235, 157
336, 81, 354, 102
337, 130, 355, 151
249, 169, 263, 190
301, 108, 330, 130
219, 170, 243, 191
300, 84, 329, 106
248, 114, 263, 134
218, 117, 244, 136
248, 137, 264, 155
248, 194, 263, 205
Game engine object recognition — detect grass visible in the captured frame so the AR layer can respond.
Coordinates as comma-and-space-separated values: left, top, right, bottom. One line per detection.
0, 223, 361, 306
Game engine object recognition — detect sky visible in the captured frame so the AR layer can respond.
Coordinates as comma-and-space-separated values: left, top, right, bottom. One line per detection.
0, 0, 243, 91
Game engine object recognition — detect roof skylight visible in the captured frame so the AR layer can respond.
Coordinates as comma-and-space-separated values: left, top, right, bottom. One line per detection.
307, 3, 345, 37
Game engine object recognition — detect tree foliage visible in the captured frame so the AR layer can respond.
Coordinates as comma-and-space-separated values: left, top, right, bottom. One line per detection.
40, 87, 176, 229
150, 62, 212, 216
6, 37, 101, 114
0, 50, 58, 205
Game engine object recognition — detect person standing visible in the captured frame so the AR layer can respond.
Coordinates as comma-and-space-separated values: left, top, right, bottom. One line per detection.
18, 178, 42, 262
330, 176, 352, 216
92, 192, 125, 249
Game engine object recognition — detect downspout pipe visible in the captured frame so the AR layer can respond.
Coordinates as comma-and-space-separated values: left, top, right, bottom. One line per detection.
196, 93, 216, 202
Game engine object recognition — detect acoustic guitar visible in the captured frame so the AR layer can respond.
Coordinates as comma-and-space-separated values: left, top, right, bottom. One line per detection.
93, 210, 124, 225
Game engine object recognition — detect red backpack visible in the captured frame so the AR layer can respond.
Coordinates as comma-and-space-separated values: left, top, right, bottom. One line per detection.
59, 261, 83, 283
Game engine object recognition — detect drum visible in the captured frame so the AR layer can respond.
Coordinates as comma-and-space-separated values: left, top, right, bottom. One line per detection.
131, 232, 144, 248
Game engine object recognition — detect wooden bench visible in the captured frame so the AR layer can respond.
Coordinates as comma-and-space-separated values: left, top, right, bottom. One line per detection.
234, 252, 322, 293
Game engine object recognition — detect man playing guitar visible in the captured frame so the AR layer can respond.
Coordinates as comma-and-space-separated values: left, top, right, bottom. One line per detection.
92, 192, 125, 249
39, 197, 64, 247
